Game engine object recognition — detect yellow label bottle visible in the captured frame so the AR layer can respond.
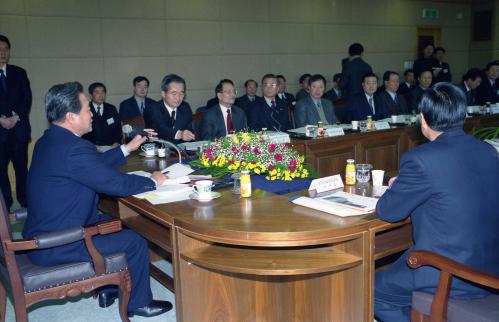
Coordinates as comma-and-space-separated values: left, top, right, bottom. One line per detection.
240, 170, 252, 197
345, 159, 356, 185
367, 115, 373, 131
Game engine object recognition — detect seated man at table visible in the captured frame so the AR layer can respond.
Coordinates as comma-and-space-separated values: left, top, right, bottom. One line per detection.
458, 68, 482, 106
23, 81, 173, 318
375, 71, 409, 116
82, 82, 122, 151
345, 72, 387, 121
200, 79, 247, 140
476, 60, 499, 105
408, 69, 432, 112
294, 74, 338, 127
374, 83, 499, 322
247, 74, 290, 132
144, 74, 195, 144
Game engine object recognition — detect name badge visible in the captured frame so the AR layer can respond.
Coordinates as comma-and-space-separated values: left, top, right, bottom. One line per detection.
325, 127, 345, 137
373, 121, 390, 130
309, 174, 344, 193
107, 117, 115, 125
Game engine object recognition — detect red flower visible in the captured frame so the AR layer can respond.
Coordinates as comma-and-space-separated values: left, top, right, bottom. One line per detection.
231, 146, 238, 153
289, 166, 296, 173
253, 147, 260, 154
268, 144, 276, 152
268, 164, 275, 171
289, 159, 297, 166
274, 154, 283, 161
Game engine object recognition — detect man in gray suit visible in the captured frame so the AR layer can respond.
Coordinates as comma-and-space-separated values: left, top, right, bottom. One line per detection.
201, 79, 247, 140
294, 74, 338, 128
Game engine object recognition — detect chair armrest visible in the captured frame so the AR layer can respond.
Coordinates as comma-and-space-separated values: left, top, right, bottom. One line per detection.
4, 227, 84, 252
8, 208, 28, 222
83, 219, 123, 275
408, 250, 499, 289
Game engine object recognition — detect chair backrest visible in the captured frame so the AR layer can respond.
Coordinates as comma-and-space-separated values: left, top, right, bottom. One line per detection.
192, 110, 204, 139
0, 192, 27, 308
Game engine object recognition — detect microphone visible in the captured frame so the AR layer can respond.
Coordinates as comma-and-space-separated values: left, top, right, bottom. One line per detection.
149, 137, 182, 165
122, 125, 182, 163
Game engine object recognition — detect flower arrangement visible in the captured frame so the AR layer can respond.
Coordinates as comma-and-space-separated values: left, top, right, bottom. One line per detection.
191, 132, 310, 180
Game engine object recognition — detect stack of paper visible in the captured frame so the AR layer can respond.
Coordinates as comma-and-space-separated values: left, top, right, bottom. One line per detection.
128, 170, 193, 204
289, 191, 378, 217
265, 131, 291, 144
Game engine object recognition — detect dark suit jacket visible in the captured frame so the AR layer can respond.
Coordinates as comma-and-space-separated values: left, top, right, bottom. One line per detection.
376, 129, 499, 297
247, 97, 290, 131
205, 97, 218, 108
457, 83, 477, 106
340, 57, 373, 99
397, 82, 413, 101
375, 90, 409, 116
23, 124, 155, 258
82, 102, 122, 145
235, 95, 258, 114
433, 61, 452, 83
277, 92, 295, 107
294, 97, 338, 128
345, 93, 387, 122
0, 64, 32, 143
476, 78, 499, 105
409, 86, 427, 111
200, 105, 247, 140
118, 96, 156, 121
295, 89, 309, 102
143, 100, 193, 143
323, 88, 342, 103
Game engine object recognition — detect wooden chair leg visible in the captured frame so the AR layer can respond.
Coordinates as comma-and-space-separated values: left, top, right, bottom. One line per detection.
0, 282, 6, 322
118, 271, 132, 322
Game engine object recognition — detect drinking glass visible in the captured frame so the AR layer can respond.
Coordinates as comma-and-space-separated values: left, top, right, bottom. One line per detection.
356, 164, 372, 184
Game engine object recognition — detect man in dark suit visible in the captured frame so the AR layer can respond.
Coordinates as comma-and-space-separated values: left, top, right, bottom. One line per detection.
144, 74, 195, 144
323, 73, 342, 103
276, 75, 296, 127
247, 74, 290, 131
294, 74, 338, 128
23, 81, 173, 317
345, 73, 387, 122
476, 60, 499, 105
340, 43, 373, 100
0, 34, 31, 212
200, 79, 247, 141
375, 71, 409, 116
119, 76, 156, 122
235, 79, 259, 114
374, 83, 499, 322
458, 68, 482, 106
295, 73, 311, 102
409, 70, 432, 112
397, 69, 415, 100
82, 82, 122, 150
433, 47, 452, 83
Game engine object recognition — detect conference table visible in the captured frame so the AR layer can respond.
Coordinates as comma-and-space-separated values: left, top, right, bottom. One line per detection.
100, 114, 497, 322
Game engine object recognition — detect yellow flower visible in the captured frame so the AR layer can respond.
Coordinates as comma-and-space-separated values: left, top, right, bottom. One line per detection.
254, 168, 261, 174
232, 135, 239, 144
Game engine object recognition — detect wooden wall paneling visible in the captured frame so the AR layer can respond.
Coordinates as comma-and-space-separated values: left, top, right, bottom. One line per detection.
306, 140, 356, 177
359, 131, 402, 173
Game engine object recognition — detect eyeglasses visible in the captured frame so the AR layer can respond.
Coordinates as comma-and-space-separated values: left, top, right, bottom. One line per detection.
221, 89, 238, 95
166, 91, 185, 97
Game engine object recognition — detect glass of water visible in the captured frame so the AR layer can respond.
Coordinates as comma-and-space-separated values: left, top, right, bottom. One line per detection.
356, 164, 372, 184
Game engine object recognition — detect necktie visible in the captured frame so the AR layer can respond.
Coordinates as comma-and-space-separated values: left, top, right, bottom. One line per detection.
368, 97, 374, 114
171, 110, 176, 128
226, 108, 233, 134
271, 100, 276, 109
140, 101, 145, 115
315, 101, 328, 124
97, 105, 102, 116
0, 69, 6, 92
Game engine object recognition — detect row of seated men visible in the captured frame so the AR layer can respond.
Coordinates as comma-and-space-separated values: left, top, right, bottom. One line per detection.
83, 61, 499, 147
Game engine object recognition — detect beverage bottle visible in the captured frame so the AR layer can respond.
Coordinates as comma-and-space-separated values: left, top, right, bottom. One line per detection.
240, 170, 252, 197
345, 159, 356, 185
367, 116, 373, 131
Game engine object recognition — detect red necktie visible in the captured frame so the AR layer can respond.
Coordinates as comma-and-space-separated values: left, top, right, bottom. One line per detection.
226, 109, 233, 134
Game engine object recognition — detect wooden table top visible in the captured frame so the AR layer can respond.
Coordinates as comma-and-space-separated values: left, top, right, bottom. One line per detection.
120, 154, 383, 246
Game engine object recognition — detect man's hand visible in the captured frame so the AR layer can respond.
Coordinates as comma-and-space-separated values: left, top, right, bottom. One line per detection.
0, 116, 16, 130
143, 128, 158, 139
181, 130, 195, 141
151, 171, 167, 186
124, 134, 148, 153
388, 176, 398, 187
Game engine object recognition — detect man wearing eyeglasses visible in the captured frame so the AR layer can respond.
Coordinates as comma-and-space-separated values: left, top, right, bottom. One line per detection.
200, 79, 247, 141
247, 74, 290, 132
144, 74, 195, 143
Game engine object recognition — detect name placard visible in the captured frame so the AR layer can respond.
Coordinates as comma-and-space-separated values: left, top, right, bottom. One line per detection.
309, 174, 344, 193
325, 127, 345, 137
373, 121, 391, 130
